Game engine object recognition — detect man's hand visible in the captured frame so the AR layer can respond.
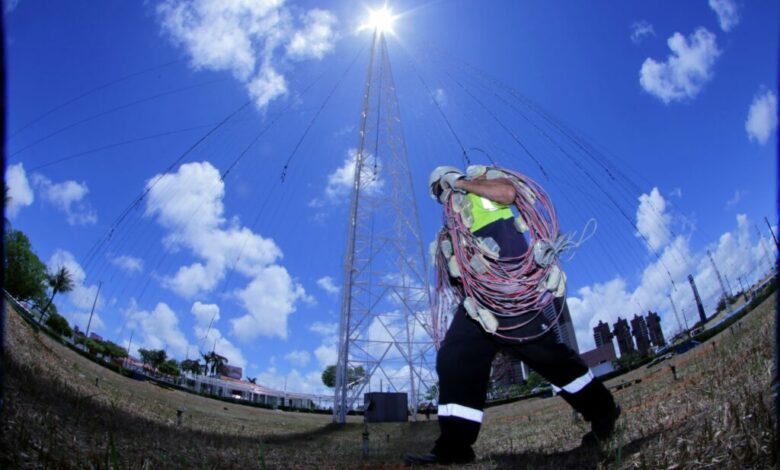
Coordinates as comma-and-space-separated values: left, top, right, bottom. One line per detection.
440, 171, 465, 192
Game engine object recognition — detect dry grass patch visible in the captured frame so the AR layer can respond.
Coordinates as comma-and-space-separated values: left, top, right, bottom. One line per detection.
1, 293, 776, 468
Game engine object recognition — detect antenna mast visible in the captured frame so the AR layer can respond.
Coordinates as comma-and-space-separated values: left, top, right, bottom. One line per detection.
334, 31, 436, 423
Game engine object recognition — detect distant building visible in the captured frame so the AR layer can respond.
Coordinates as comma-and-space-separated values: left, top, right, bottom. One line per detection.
645, 311, 666, 347
630, 314, 651, 355
551, 302, 580, 353
180, 374, 317, 409
593, 320, 613, 348
613, 317, 635, 356
490, 302, 576, 392
89, 332, 103, 342
490, 352, 526, 389
580, 342, 617, 377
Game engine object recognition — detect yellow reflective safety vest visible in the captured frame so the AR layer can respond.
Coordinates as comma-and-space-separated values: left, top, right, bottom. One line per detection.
467, 193, 513, 232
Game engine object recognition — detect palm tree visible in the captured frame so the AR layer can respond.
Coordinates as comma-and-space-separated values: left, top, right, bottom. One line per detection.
201, 351, 212, 376
210, 353, 228, 375
201, 350, 229, 375
39, 266, 74, 325
180, 358, 202, 376
4, 185, 11, 227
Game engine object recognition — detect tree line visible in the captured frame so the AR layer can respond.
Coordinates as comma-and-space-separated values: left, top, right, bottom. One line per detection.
3, 221, 236, 380
4, 227, 77, 334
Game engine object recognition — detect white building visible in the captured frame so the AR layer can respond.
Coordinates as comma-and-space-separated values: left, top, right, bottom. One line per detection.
180, 374, 329, 410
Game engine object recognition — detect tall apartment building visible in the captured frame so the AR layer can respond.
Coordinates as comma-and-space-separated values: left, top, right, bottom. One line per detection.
630, 313, 652, 355
593, 320, 613, 348
495, 302, 579, 389
645, 311, 666, 347
613, 317, 635, 356
553, 305, 580, 354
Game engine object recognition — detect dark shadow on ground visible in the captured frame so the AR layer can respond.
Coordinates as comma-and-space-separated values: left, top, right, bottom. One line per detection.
262, 422, 348, 444
484, 432, 664, 469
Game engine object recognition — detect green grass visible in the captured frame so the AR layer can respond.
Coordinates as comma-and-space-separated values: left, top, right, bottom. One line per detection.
1, 292, 776, 468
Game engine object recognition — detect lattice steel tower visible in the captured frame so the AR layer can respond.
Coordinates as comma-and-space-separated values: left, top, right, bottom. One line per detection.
333, 31, 437, 423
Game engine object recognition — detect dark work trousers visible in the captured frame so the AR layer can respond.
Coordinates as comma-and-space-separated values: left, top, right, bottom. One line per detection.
433, 303, 616, 458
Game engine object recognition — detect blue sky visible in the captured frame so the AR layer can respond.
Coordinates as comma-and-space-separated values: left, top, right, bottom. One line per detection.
4, 0, 778, 395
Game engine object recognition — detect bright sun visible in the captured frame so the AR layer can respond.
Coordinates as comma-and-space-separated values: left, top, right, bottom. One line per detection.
360, 6, 398, 34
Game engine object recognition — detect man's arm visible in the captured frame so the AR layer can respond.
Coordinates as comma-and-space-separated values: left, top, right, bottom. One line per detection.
454, 177, 516, 205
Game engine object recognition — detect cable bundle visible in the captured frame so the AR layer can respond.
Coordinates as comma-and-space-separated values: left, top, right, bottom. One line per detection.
432, 167, 573, 344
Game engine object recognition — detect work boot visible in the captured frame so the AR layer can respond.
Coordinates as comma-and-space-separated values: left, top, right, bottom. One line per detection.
581, 403, 621, 447
404, 448, 475, 466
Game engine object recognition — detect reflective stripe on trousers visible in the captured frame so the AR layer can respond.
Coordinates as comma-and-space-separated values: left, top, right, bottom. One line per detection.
552, 369, 594, 394
438, 403, 484, 423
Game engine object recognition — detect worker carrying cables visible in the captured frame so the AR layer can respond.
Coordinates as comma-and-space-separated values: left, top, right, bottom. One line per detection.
404, 165, 620, 466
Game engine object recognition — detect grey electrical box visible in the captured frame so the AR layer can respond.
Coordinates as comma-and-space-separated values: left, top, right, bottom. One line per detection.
364, 392, 408, 422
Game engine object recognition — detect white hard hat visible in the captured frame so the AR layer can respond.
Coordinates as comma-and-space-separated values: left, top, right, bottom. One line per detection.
428, 166, 461, 200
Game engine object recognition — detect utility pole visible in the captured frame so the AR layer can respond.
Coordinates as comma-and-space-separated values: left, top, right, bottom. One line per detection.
755, 225, 775, 273
125, 329, 134, 368
765, 217, 779, 251
687, 274, 707, 325
668, 295, 686, 337
724, 276, 734, 297
707, 250, 732, 315
84, 281, 102, 338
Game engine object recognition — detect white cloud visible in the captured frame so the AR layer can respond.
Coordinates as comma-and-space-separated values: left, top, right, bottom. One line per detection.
43, 248, 104, 335
164, 262, 219, 299
745, 89, 778, 145
256, 366, 329, 395
145, 161, 308, 341
316, 276, 339, 295
5, 163, 34, 217
725, 189, 747, 209
32, 174, 97, 226
247, 63, 288, 110
324, 149, 384, 201
708, 0, 740, 32
314, 344, 338, 368
47, 249, 103, 312
309, 321, 338, 336
157, 0, 337, 110
231, 265, 307, 341
636, 187, 671, 251
630, 20, 655, 44
145, 161, 281, 298
195, 329, 246, 371
309, 321, 339, 367
191, 301, 219, 326
569, 212, 774, 353
123, 300, 191, 358
286, 9, 338, 60
285, 350, 311, 367
111, 255, 144, 274
70, 311, 105, 334
188, 301, 246, 370
639, 28, 720, 104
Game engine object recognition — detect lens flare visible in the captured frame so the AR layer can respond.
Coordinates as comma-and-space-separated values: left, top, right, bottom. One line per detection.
359, 6, 398, 34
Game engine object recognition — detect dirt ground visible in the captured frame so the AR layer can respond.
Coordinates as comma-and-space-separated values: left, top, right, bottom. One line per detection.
0, 294, 776, 469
